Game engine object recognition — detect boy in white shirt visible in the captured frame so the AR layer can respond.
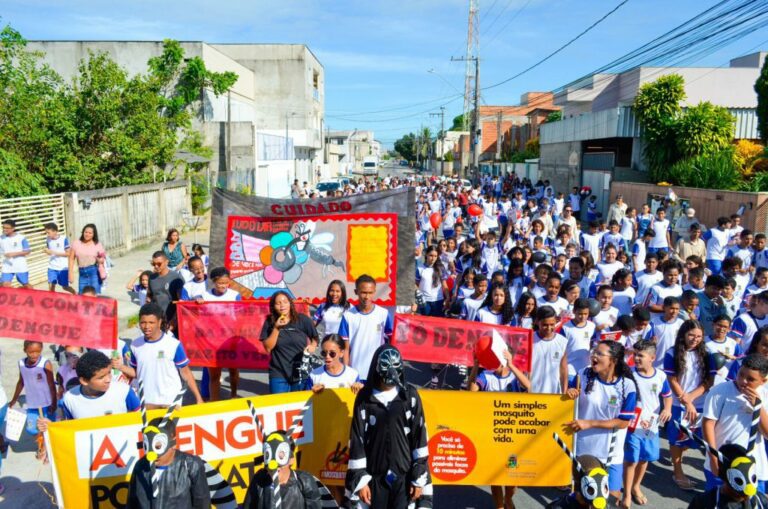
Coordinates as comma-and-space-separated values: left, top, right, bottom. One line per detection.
339, 275, 394, 381
530, 306, 568, 394
120, 303, 203, 408
648, 207, 672, 254
649, 297, 684, 367
1, 219, 31, 288
702, 354, 768, 491
44, 222, 75, 294
563, 299, 597, 378
705, 216, 732, 275
622, 340, 672, 509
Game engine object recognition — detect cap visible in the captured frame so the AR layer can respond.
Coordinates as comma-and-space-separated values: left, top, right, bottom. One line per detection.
686, 208, 695, 217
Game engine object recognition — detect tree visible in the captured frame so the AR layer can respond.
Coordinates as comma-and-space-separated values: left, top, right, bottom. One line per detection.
675, 102, 734, 159
756, 55, 768, 143
394, 133, 416, 162
449, 113, 465, 131
545, 111, 562, 123
633, 74, 685, 181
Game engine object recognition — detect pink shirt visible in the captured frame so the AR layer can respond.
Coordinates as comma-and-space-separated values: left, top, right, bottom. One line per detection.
71, 240, 104, 268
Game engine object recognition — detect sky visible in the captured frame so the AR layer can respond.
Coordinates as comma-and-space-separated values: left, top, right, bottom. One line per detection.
3, 0, 767, 147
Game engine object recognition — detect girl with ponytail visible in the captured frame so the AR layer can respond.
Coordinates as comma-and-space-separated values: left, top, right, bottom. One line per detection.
565, 340, 639, 501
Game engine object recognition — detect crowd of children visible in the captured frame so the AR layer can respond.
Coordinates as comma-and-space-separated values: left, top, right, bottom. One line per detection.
3, 172, 768, 507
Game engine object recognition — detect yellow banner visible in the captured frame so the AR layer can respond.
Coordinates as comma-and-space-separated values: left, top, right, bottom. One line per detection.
45, 389, 574, 508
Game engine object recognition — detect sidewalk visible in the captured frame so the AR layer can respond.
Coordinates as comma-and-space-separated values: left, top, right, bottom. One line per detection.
0, 229, 213, 508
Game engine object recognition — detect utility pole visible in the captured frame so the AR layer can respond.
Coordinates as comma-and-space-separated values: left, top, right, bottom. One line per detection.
227, 91, 232, 176
430, 106, 446, 175
496, 109, 502, 161
452, 56, 480, 181
461, 0, 479, 133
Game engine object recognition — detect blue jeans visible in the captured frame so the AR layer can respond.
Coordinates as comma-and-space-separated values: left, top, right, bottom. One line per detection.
707, 259, 722, 275
269, 378, 304, 394
423, 299, 445, 317
78, 265, 101, 294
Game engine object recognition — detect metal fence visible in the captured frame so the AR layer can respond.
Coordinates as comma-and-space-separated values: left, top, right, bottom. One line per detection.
0, 193, 67, 285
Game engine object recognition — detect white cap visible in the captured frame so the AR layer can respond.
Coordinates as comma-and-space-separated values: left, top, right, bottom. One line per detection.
686, 208, 695, 218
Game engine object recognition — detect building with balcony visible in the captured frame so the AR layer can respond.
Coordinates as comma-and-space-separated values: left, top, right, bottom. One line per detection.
26, 40, 325, 197
539, 51, 765, 215
324, 130, 376, 176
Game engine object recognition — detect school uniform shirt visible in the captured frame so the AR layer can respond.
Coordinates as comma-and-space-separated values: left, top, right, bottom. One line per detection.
631, 368, 671, 436
573, 369, 637, 465
569, 193, 581, 212
634, 270, 663, 305
705, 228, 730, 261
601, 233, 625, 252
596, 261, 624, 283
511, 315, 534, 329
755, 248, 768, 270
442, 206, 462, 230
201, 288, 242, 301
644, 282, 683, 314
536, 296, 569, 318
648, 219, 670, 249
636, 214, 653, 237
727, 245, 753, 268
1, 232, 30, 273
731, 272, 751, 303
629, 324, 653, 344
61, 383, 140, 419
180, 278, 208, 300
19, 357, 52, 408
531, 332, 568, 394
620, 217, 635, 242
721, 295, 741, 319
308, 365, 360, 389
705, 337, 743, 386
580, 233, 601, 262
57, 364, 78, 390
650, 316, 684, 367
663, 350, 717, 408
476, 370, 522, 392
631, 240, 647, 270
563, 321, 597, 376
416, 266, 444, 302
313, 303, 346, 335
125, 333, 190, 406
481, 243, 502, 275
46, 235, 70, 271
460, 295, 485, 322
729, 312, 768, 352
475, 306, 511, 325
702, 381, 768, 479
593, 307, 619, 331
482, 202, 498, 230
530, 284, 547, 301
338, 306, 393, 381
612, 287, 636, 316
697, 293, 727, 337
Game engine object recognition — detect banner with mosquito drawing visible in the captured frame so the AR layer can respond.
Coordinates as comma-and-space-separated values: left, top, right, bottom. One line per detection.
224, 213, 398, 305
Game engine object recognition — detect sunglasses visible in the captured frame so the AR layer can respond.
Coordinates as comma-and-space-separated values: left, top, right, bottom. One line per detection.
151, 262, 164, 267
320, 350, 338, 358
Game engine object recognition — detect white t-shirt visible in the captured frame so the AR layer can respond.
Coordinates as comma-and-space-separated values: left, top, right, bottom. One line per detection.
631, 240, 647, 269
594, 307, 619, 330
308, 365, 360, 389
580, 233, 601, 262
729, 312, 768, 352
475, 307, 508, 325
705, 337, 743, 386
126, 333, 189, 406
563, 321, 597, 376
706, 228, 730, 261
61, 383, 139, 419
612, 287, 636, 316
574, 369, 637, 465
634, 270, 663, 305
663, 350, 713, 408
620, 217, 635, 241
460, 295, 485, 322
650, 316, 684, 367
339, 305, 393, 381
645, 283, 683, 315
631, 367, 671, 436
649, 219, 670, 249
476, 370, 521, 392
1, 233, 30, 273
201, 288, 242, 302
597, 261, 624, 283
46, 235, 70, 271
536, 297, 569, 318
531, 332, 567, 394
314, 303, 346, 336
180, 278, 208, 300
417, 266, 444, 302
702, 381, 768, 478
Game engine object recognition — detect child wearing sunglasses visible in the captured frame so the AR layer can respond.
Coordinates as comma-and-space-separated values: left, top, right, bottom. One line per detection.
308, 334, 363, 394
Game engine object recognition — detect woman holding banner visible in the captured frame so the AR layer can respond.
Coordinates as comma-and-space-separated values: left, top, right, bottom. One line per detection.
260, 291, 319, 394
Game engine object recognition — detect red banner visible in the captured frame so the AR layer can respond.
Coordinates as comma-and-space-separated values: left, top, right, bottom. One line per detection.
0, 287, 117, 349
393, 314, 532, 372
176, 300, 309, 368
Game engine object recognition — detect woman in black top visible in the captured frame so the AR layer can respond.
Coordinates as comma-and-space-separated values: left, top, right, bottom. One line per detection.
260, 291, 318, 394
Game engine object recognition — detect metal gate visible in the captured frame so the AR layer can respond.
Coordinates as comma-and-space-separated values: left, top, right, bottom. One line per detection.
582, 170, 612, 220
0, 193, 66, 285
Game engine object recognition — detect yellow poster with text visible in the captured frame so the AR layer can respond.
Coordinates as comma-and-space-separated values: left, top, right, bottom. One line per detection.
45, 389, 574, 508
